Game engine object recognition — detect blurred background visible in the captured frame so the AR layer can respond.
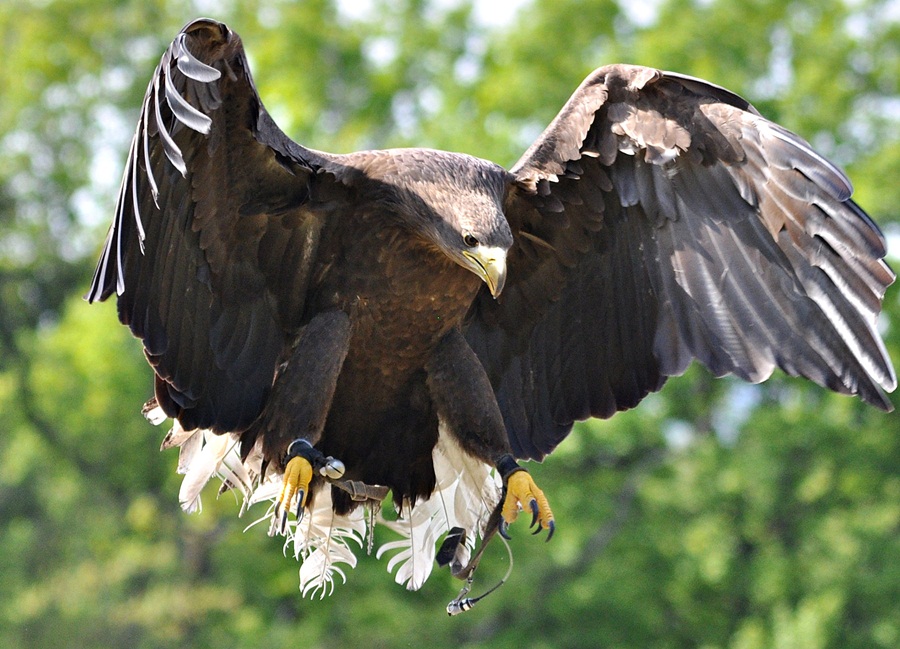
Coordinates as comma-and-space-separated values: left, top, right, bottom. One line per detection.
2, 1, 898, 647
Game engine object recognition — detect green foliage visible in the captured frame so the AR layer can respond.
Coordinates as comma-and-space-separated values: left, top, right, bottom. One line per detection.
1, 1, 898, 648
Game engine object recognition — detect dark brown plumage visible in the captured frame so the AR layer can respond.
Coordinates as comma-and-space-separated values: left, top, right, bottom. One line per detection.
88, 19, 894, 580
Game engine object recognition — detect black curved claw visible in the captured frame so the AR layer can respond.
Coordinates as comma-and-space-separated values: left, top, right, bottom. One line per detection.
499, 519, 511, 540
280, 507, 289, 534
531, 518, 557, 539
295, 489, 306, 522
529, 499, 539, 528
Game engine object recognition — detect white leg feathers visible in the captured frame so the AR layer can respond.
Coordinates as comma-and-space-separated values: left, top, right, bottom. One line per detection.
147, 410, 501, 596
376, 430, 502, 590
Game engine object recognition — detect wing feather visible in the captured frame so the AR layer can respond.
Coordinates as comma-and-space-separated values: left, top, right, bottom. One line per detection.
86, 19, 336, 433
467, 64, 895, 459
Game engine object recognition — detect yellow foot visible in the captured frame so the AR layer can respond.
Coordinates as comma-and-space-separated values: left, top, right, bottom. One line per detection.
273, 456, 314, 535
500, 470, 555, 540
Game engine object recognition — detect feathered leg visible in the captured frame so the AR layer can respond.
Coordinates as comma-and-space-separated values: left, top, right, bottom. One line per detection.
246, 310, 352, 532
426, 329, 555, 538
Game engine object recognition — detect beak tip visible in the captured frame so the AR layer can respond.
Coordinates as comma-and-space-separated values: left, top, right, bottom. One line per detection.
462, 246, 507, 300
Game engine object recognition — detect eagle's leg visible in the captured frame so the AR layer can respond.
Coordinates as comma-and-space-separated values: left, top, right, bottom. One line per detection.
278, 442, 316, 527
495, 453, 555, 540
261, 310, 351, 532
276, 439, 346, 527
426, 330, 555, 539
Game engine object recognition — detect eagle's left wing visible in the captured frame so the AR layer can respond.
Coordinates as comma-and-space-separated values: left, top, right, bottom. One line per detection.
466, 65, 895, 460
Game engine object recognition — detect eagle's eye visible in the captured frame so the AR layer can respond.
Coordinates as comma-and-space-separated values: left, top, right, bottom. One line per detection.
463, 234, 479, 247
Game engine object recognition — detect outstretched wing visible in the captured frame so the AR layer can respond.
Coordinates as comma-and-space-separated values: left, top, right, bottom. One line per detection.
87, 19, 332, 432
466, 64, 896, 460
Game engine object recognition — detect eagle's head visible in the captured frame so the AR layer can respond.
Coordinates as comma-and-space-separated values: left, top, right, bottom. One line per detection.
385, 149, 514, 298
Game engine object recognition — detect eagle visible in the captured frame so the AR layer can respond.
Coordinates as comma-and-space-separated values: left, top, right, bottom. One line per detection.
87, 18, 895, 597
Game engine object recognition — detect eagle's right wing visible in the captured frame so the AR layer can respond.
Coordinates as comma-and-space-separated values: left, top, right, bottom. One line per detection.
87, 19, 332, 432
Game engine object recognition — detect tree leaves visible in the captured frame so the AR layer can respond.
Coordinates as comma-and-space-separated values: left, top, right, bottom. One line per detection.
1, 1, 897, 647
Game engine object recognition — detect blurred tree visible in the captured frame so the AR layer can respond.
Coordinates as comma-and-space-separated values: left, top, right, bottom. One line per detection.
1, 1, 897, 648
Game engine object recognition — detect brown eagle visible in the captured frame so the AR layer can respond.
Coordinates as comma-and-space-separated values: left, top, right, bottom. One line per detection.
87, 18, 895, 597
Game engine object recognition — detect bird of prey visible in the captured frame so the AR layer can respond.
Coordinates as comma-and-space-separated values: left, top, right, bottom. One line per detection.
87, 18, 895, 598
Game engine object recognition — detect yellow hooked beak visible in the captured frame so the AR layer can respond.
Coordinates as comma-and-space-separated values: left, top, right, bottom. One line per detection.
462, 245, 507, 298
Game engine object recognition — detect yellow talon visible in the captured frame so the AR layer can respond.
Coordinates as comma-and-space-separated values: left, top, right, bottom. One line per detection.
501, 471, 555, 540
274, 456, 314, 533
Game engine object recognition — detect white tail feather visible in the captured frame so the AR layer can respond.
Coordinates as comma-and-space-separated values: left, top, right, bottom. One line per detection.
289, 489, 366, 598
375, 428, 501, 590
175, 429, 202, 475
377, 497, 447, 589
162, 422, 196, 451
177, 430, 232, 513
434, 429, 501, 535
143, 404, 168, 426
